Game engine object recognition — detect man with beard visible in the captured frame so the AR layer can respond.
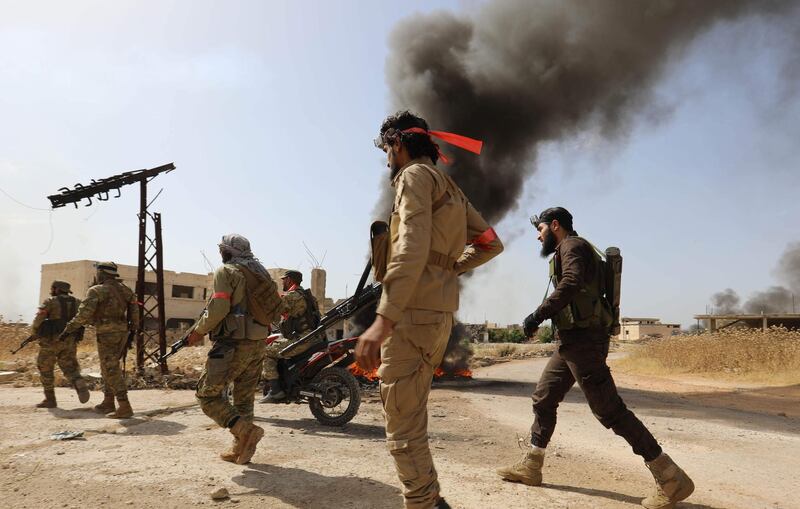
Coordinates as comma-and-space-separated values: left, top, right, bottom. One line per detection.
496, 207, 695, 509
260, 269, 321, 403
356, 111, 503, 509
188, 234, 281, 464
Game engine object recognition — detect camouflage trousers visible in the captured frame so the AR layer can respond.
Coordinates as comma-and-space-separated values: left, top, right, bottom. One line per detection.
378, 310, 453, 509
97, 332, 128, 398
197, 339, 266, 428
262, 336, 316, 380
37, 338, 83, 391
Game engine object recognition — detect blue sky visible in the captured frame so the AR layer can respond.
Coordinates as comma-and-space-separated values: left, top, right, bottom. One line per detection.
1, 1, 797, 328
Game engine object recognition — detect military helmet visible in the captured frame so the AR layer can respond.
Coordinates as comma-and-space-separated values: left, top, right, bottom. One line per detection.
95, 261, 120, 277
281, 270, 303, 284
51, 280, 72, 294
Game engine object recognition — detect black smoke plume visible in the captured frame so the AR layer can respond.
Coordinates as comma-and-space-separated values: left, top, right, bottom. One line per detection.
709, 242, 800, 314
711, 288, 741, 314
385, 0, 794, 223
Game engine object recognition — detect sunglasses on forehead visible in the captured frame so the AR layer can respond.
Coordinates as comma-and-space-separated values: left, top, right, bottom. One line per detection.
530, 215, 549, 228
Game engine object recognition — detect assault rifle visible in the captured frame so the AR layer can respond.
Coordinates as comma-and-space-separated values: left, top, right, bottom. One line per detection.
158, 306, 208, 363
10, 335, 37, 355
280, 262, 381, 357
158, 324, 197, 363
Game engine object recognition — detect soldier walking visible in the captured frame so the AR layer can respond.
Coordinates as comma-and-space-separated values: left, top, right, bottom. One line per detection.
356, 111, 503, 509
61, 262, 138, 418
31, 280, 90, 408
260, 269, 321, 403
496, 207, 694, 509
187, 234, 281, 464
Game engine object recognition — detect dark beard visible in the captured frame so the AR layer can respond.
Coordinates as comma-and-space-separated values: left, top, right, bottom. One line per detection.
540, 232, 557, 258
221, 251, 233, 263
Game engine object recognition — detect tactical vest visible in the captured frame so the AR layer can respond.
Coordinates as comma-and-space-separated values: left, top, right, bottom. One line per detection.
37, 295, 79, 338
549, 237, 614, 332
279, 288, 321, 340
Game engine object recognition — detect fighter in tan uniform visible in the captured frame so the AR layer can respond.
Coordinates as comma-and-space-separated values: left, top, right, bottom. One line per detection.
31, 280, 90, 408
356, 111, 503, 509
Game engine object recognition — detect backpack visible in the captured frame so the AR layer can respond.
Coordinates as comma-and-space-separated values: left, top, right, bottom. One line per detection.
234, 264, 282, 326
299, 288, 322, 330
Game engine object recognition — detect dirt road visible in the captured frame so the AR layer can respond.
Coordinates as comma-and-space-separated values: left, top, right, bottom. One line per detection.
0, 357, 797, 508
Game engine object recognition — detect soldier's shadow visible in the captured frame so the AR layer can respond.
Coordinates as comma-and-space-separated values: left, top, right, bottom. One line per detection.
48, 407, 105, 420
542, 483, 724, 509
232, 462, 401, 508
254, 416, 385, 440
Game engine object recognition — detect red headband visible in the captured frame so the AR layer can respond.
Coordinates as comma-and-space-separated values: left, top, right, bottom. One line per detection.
402, 127, 483, 164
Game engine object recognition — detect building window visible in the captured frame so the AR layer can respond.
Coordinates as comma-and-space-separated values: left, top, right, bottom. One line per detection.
172, 285, 194, 299
143, 282, 158, 296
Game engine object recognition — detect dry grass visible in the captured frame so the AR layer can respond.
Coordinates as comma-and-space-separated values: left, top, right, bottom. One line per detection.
615, 327, 800, 385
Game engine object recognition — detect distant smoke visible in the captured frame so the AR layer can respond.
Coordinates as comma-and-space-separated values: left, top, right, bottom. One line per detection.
385, 0, 795, 223
710, 242, 800, 314
743, 286, 794, 314
711, 288, 741, 314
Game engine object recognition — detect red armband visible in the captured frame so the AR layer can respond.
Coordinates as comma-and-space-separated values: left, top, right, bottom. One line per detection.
471, 227, 498, 250
212, 292, 231, 300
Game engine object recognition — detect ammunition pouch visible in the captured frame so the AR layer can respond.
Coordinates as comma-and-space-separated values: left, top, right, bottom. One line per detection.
550, 245, 614, 333
215, 307, 247, 340
205, 339, 237, 386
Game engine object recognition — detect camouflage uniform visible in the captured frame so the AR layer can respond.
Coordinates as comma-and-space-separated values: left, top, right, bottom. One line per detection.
31, 281, 88, 407
195, 234, 277, 464
63, 263, 138, 417
261, 285, 317, 380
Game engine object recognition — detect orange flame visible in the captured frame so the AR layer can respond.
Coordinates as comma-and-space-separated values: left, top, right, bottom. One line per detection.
348, 362, 379, 381
434, 367, 473, 378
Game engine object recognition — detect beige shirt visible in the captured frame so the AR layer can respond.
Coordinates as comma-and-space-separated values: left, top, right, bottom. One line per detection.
376, 157, 504, 322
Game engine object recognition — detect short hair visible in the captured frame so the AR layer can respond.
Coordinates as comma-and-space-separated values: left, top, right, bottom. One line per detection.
533, 207, 575, 233
380, 110, 440, 164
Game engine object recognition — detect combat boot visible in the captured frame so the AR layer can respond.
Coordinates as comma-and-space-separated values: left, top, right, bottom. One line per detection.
642, 453, 695, 509
106, 396, 133, 419
219, 436, 240, 463
230, 418, 264, 465
94, 392, 116, 414
36, 389, 57, 408
259, 380, 285, 403
497, 449, 544, 486
73, 378, 90, 404
434, 497, 452, 509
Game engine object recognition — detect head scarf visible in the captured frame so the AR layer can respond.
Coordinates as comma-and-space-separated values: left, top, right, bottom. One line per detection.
219, 234, 269, 278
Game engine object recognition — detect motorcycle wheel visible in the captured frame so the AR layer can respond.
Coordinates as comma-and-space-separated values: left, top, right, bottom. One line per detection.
308, 366, 361, 426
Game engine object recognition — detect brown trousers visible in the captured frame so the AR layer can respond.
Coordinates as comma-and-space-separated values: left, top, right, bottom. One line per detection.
378, 310, 453, 509
530, 339, 662, 462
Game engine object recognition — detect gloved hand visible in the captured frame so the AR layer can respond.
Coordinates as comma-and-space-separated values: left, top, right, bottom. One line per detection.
523, 313, 540, 339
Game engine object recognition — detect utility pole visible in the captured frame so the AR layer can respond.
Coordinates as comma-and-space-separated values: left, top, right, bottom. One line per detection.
48, 163, 175, 373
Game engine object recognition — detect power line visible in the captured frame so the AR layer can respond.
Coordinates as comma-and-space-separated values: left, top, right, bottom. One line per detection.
0, 185, 51, 211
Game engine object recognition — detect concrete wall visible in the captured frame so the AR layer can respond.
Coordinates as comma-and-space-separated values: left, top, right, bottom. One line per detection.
619, 322, 680, 341
40, 260, 212, 328
42, 261, 332, 329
